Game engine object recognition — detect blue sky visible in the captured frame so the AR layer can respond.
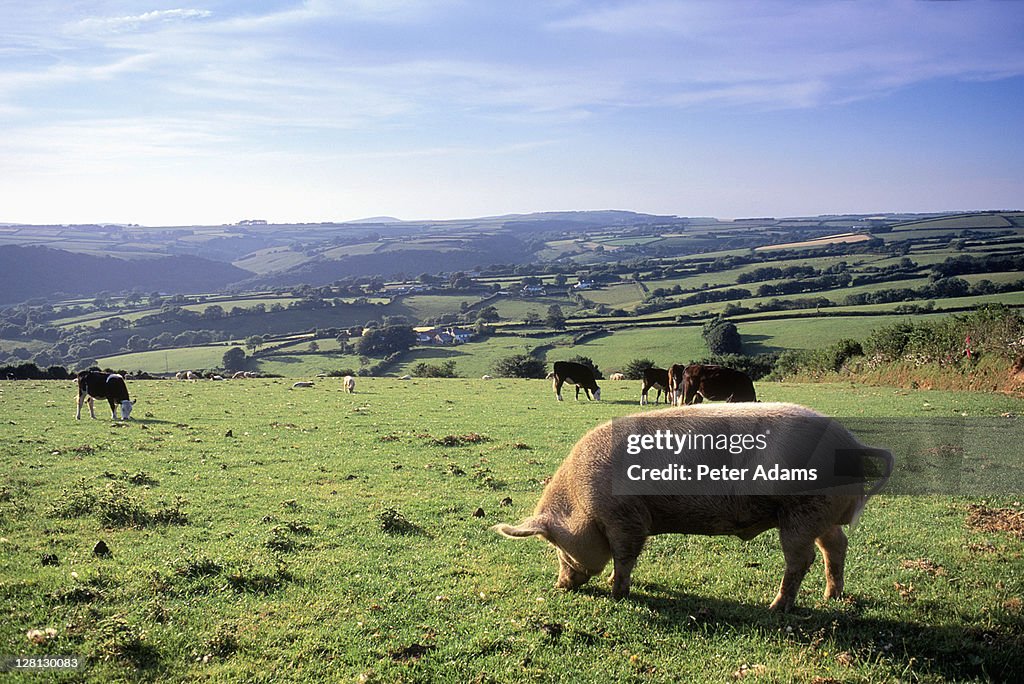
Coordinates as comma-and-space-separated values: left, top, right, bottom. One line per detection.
2, 0, 1022, 225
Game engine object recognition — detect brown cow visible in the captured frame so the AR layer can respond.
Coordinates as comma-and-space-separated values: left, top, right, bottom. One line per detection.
669, 363, 756, 406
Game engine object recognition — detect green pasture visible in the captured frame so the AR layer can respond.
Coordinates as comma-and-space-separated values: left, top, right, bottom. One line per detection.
232, 248, 312, 274
892, 214, 1015, 231
99, 344, 243, 374
255, 351, 366, 378
393, 334, 560, 379
958, 271, 1024, 285
560, 326, 707, 372
1, 380, 1022, 682
0, 339, 49, 355
648, 286, 1024, 322
400, 295, 488, 322
485, 296, 580, 322
582, 283, 646, 308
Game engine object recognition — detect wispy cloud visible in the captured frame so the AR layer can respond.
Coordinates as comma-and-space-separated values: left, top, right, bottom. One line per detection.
548, 0, 1024, 108
1, 1, 1022, 223
72, 8, 212, 34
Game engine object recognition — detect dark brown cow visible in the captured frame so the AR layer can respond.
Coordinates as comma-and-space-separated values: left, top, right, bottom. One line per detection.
667, 364, 687, 406
639, 367, 671, 406
671, 363, 756, 406
551, 361, 601, 401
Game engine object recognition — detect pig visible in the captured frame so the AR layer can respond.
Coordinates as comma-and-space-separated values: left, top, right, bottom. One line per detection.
495, 402, 892, 611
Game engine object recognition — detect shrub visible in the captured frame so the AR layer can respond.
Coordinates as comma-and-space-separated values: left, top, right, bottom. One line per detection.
621, 358, 656, 380
412, 360, 457, 378
694, 353, 779, 381
702, 318, 743, 355
492, 354, 547, 379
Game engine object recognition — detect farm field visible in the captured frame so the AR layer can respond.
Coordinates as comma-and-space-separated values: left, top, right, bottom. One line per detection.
255, 354, 364, 378
487, 296, 579, 321
583, 282, 646, 308
392, 334, 569, 380
1, 379, 1022, 682
99, 344, 245, 375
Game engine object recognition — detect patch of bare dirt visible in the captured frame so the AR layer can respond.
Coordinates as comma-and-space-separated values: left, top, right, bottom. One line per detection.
900, 558, 946, 576
966, 503, 1024, 538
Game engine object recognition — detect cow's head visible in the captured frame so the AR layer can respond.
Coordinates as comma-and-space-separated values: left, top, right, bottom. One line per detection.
121, 399, 136, 420
593, 387, 601, 401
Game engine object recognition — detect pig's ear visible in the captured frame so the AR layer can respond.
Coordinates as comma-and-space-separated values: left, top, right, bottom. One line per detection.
492, 518, 549, 539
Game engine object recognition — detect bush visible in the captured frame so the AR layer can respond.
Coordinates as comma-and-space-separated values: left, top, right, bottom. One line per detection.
621, 358, 656, 380
412, 360, 458, 378
222, 347, 247, 372
492, 354, 547, 379
864, 321, 915, 361
354, 325, 416, 357
694, 353, 778, 381
702, 318, 743, 355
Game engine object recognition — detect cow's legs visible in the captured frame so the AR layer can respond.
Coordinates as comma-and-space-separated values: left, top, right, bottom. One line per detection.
575, 385, 581, 401
108, 398, 119, 420
553, 377, 563, 401
76, 392, 85, 419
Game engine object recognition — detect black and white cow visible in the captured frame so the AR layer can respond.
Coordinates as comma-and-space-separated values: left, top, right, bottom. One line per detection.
551, 361, 601, 401
76, 371, 135, 420
639, 367, 671, 406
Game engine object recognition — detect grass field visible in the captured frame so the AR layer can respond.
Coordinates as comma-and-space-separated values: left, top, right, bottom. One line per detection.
393, 334, 557, 379
99, 344, 244, 374
1, 379, 1022, 682
400, 295, 488, 321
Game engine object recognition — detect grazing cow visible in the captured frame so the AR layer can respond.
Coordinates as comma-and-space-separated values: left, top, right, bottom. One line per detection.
291, 381, 314, 389
640, 367, 671, 406
551, 361, 601, 401
481, 375, 493, 380
343, 375, 356, 393
609, 372, 626, 381
496, 402, 893, 611
399, 375, 412, 380
76, 371, 135, 420
670, 364, 756, 406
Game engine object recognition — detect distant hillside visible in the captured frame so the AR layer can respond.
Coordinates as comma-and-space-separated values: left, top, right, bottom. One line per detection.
0, 245, 252, 304
242, 234, 532, 287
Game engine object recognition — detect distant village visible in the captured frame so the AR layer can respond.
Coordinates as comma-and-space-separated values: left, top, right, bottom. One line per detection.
413, 326, 476, 345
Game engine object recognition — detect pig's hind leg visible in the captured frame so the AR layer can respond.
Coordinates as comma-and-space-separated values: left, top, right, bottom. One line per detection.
815, 525, 848, 600
770, 525, 817, 611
